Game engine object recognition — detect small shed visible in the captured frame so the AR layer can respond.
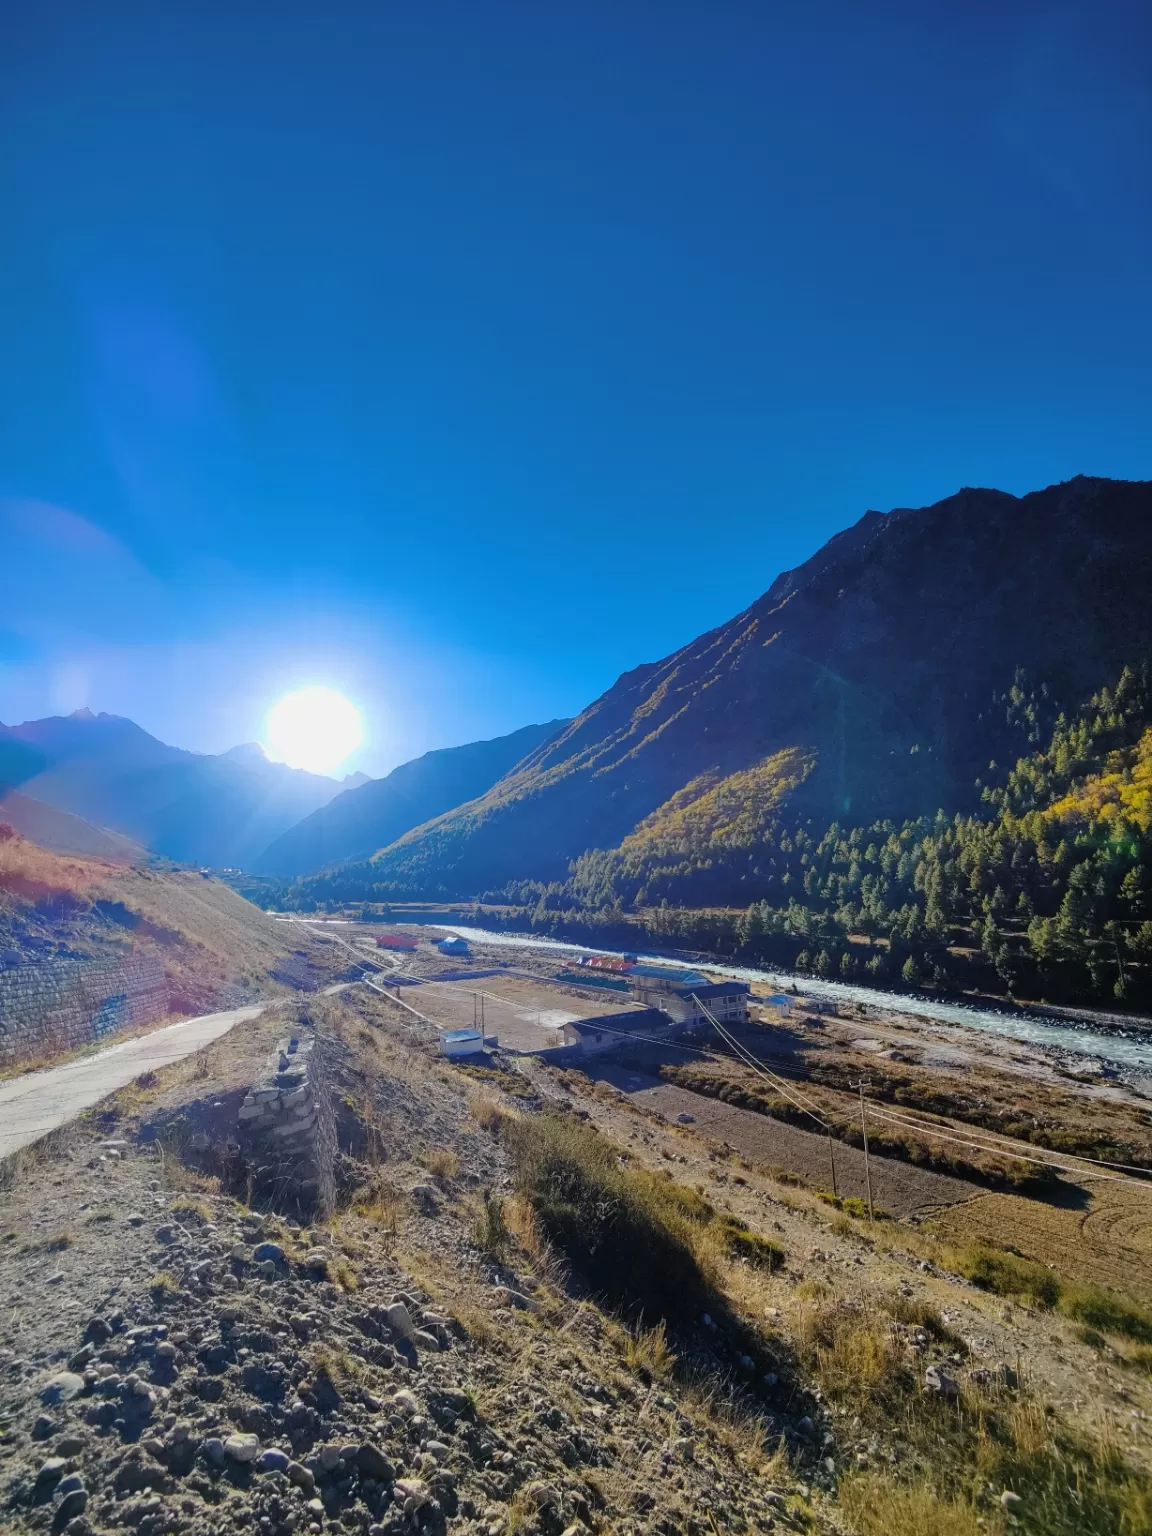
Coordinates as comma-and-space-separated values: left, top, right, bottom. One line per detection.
439, 1027, 484, 1058
437, 936, 471, 958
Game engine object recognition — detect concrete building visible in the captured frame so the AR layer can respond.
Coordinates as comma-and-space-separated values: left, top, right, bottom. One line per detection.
559, 1007, 671, 1056
437, 937, 471, 958
626, 964, 750, 1029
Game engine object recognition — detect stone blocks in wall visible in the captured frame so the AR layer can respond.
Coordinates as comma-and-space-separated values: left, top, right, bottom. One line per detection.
0, 952, 168, 1068
237, 1030, 335, 1219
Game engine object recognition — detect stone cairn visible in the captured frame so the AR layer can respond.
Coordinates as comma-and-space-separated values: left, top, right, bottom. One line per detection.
236, 1030, 335, 1219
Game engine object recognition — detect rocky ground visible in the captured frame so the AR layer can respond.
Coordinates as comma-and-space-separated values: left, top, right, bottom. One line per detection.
3, 964, 1152, 1536
0, 990, 821, 1536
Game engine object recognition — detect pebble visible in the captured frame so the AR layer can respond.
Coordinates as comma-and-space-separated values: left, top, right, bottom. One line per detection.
225, 1432, 261, 1463
36, 1458, 67, 1482
40, 1372, 86, 1405
253, 1241, 285, 1263
924, 1365, 959, 1400
201, 1437, 226, 1467
57, 1485, 88, 1520
126, 1213, 145, 1226
259, 1448, 291, 1472
156, 1225, 176, 1244
356, 1443, 395, 1481
384, 1303, 414, 1335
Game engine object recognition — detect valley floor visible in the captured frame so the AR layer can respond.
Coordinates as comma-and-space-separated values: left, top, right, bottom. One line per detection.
2, 946, 1152, 1536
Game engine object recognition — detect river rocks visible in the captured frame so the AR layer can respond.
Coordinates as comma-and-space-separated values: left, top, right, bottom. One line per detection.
258, 1447, 290, 1472
252, 1241, 285, 1263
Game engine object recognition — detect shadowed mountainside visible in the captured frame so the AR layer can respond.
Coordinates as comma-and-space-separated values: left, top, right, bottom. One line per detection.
253, 718, 568, 877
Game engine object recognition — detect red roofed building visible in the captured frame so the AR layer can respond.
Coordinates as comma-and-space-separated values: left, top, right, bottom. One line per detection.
375, 933, 419, 951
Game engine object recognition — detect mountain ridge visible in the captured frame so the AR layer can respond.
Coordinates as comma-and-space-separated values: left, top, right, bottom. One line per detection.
0, 711, 353, 869
310, 475, 1152, 902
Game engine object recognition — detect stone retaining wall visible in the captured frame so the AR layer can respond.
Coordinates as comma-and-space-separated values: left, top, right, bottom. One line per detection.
0, 952, 169, 1068
236, 1028, 336, 1219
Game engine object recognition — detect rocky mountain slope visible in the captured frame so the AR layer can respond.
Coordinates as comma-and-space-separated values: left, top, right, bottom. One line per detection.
254, 722, 566, 879
343, 476, 1152, 899
0, 712, 358, 870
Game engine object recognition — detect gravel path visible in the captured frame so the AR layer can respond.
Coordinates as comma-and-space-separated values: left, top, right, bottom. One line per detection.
0, 1005, 271, 1159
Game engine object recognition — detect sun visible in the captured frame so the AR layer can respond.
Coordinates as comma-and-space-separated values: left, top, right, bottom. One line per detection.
265, 687, 362, 774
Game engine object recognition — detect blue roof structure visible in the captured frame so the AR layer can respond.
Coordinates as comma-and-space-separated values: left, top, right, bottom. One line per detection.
442, 1028, 483, 1043
629, 964, 708, 984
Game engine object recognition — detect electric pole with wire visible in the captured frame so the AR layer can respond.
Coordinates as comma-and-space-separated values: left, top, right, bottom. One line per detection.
850, 1079, 875, 1221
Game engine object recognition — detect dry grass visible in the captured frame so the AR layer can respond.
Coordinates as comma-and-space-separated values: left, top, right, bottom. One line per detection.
839, 1475, 986, 1536
353, 1177, 405, 1240
170, 1196, 212, 1222
424, 1148, 460, 1183
468, 1092, 509, 1134
621, 1321, 676, 1380
472, 1190, 509, 1256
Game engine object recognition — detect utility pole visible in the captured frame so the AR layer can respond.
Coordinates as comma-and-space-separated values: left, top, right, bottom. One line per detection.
851, 1080, 875, 1221
827, 1134, 839, 1200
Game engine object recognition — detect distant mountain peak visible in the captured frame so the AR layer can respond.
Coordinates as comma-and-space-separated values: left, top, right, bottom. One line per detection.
69, 707, 98, 721
221, 742, 270, 765
341, 770, 372, 789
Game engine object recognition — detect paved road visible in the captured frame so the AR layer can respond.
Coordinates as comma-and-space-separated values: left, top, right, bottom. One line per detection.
0, 1004, 270, 1159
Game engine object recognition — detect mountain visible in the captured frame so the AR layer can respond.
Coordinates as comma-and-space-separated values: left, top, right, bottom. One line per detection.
0, 711, 352, 868
253, 720, 568, 877
220, 742, 371, 793
308, 476, 1152, 903
0, 788, 144, 861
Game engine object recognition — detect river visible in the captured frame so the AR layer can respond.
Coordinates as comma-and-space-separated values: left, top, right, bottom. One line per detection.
443, 925, 1152, 1076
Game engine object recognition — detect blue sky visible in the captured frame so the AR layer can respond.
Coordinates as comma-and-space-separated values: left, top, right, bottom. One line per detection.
1, 1, 1149, 776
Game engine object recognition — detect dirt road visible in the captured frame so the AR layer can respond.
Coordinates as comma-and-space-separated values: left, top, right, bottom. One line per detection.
0, 1003, 271, 1159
